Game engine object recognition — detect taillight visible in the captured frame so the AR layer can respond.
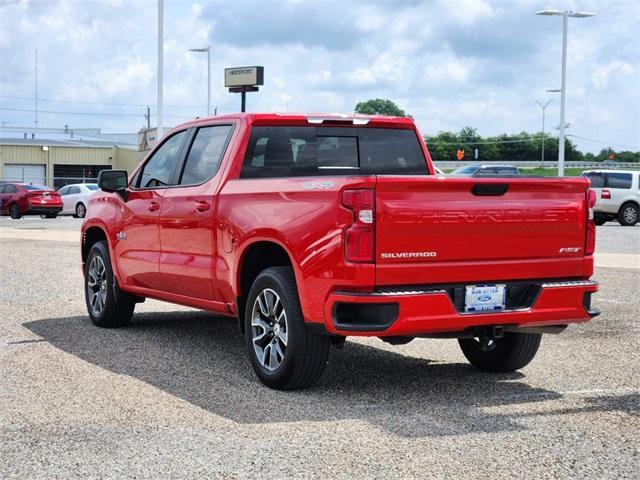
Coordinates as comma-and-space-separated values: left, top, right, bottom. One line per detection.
585, 189, 596, 255
601, 189, 611, 199
342, 189, 375, 263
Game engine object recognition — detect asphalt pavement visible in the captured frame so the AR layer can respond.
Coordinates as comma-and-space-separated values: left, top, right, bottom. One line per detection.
0, 217, 638, 479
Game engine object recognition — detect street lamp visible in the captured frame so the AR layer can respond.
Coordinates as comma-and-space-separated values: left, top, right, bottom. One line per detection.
535, 99, 552, 163
536, 9, 594, 176
189, 46, 211, 116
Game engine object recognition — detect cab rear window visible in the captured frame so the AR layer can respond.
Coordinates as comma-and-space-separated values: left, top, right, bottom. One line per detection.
240, 126, 427, 178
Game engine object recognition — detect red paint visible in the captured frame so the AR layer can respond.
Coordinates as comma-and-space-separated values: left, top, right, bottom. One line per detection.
82, 113, 598, 337
0, 183, 62, 216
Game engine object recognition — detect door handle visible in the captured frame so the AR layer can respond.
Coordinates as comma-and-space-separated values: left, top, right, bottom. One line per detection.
148, 201, 160, 212
195, 201, 210, 212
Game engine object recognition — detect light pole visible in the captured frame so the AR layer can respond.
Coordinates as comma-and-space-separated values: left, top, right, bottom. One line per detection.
536, 9, 594, 176
189, 46, 211, 116
535, 99, 552, 163
157, 0, 164, 139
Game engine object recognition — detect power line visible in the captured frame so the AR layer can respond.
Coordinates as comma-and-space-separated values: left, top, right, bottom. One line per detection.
426, 135, 550, 146
0, 95, 202, 109
567, 134, 639, 151
0, 106, 195, 120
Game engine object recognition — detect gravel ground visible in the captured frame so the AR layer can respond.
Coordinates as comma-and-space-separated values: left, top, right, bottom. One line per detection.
0, 218, 638, 479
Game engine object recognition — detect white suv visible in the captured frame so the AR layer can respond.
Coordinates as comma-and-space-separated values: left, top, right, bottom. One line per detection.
582, 170, 640, 226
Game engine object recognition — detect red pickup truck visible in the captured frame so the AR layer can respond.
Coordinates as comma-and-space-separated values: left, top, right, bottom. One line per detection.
81, 113, 599, 390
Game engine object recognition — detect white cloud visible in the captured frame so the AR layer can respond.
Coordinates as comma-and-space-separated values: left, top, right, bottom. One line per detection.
0, 0, 637, 152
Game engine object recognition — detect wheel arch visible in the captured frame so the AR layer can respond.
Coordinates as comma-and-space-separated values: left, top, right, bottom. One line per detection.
236, 240, 296, 333
618, 199, 639, 213
82, 225, 109, 265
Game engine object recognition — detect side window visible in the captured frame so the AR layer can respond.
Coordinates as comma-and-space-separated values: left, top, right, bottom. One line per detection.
69, 186, 81, 194
585, 172, 605, 188
605, 173, 632, 189
5, 185, 17, 193
0, 185, 6, 194
58, 186, 70, 196
358, 128, 426, 175
138, 130, 187, 188
179, 125, 233, 185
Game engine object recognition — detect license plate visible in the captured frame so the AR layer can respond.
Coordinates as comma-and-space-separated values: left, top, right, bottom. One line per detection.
465, 284, 506, 313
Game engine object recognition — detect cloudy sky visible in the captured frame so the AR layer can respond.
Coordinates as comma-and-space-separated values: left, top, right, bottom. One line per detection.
0, 0, 638, 153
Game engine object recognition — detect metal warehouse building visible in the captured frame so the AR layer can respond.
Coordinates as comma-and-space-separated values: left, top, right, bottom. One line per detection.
0, 137, 139, 189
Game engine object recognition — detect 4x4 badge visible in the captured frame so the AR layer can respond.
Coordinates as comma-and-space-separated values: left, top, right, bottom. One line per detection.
117, 231, 127, 241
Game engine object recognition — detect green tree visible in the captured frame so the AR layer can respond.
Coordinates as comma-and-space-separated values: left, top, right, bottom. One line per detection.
354, 98, 407, 116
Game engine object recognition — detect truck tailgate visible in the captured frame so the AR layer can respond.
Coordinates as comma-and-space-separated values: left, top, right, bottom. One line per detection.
375, 176, 590, 285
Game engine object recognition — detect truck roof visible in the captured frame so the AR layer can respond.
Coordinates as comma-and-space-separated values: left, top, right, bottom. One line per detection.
174, 113, 416, 131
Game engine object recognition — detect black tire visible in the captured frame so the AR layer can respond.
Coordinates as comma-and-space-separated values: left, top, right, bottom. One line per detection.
244, 266, 330, 390
75, 202, 86, 218
458, 332, 542, 372
618, 202, 639, 226
85, 240, 135, 328
10, 203, 22, 219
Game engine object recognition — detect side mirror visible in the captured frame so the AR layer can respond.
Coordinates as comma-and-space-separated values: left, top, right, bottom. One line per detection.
98, 170, 128, 199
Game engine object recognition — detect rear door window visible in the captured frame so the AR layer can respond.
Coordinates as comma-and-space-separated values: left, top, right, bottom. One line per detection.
584, 172, 605, 188
179, 125, 233, 185
605, 173, 632, 189
240, 126, 427, 178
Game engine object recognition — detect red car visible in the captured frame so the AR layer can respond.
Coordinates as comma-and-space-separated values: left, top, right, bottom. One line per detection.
0, 183, 63, 219
81, 113, 599, 390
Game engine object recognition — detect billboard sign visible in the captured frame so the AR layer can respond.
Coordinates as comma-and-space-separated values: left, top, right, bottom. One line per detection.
224, 66, 264, 87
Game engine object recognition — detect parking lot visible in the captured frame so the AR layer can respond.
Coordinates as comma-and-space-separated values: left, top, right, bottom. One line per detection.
1, 217, 638, 479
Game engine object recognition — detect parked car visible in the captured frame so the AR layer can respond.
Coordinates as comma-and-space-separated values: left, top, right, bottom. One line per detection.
0, 183, 62, 219
81, 113, 599, 390
57, 183, 99, 218
451, 164, 520, 176
582, 170, 639, 226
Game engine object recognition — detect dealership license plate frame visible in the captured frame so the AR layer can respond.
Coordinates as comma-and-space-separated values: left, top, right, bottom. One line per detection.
464, 284, 506, 313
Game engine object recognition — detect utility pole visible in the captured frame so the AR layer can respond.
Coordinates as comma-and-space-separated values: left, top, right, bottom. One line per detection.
157, 0, 164, 139
535, 99, 552, 163
145, 105, 151, 130
35, 49, 38, 128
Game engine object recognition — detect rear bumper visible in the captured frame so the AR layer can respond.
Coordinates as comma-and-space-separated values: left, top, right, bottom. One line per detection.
25, 206, 63, 214
324, 280, 599, 337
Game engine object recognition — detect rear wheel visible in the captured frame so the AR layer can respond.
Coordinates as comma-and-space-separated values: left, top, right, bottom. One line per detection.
85, 240, 135, 328
10, 204, 22, 219
618, 203, 639, 226
244, 266, 330, 390
75, 202, 86, 218
458, 332, 542, 372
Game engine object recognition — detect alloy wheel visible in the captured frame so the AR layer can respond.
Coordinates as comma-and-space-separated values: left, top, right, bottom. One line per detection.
623, 206, 637, 224
251, 288, 288, 371
87, 255, 108, 316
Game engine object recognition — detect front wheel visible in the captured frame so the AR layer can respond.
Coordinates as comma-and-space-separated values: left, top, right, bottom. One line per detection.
244, 266, 330, 390
85, 240, 135, 328
618, 203, 639, 226
458, 332, 542, 372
